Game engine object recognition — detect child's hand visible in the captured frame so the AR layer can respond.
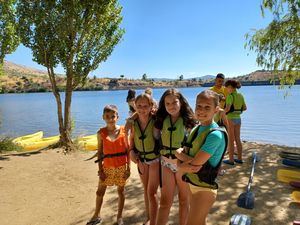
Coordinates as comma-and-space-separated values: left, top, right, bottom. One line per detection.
130, 150, 138, 164
123, 169, 130, 180
98, 170, 106, 181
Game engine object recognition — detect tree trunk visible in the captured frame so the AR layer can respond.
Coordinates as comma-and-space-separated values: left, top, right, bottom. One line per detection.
46, 65, 65, 147
63, 68, 74, 152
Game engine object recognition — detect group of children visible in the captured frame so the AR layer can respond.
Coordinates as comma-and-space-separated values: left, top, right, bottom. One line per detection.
86, 74, 247, 225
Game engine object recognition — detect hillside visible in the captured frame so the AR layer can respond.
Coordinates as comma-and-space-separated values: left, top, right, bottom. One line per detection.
1, 61, 298, 93
0, 61, 203, 93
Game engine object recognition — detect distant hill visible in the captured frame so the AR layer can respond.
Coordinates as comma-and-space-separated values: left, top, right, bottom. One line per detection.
151, 75, 215, 82
0, 61, 203, 93
1, 61, 298, 93
3, 60, 49, 77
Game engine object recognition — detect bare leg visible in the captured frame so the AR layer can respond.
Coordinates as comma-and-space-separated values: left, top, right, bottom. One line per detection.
117, 185, 125, 220
138, 162, 150, 224
148, 161, 160, 225
227, 119, 235, 162
234, 123, 242, 160
187, 190, 216, 225
91, 183, 107, 219
156, 166, 176, 225
176, 170, 190, 225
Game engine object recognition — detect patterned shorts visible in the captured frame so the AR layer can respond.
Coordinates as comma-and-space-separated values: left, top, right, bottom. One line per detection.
100, 165, 127, 186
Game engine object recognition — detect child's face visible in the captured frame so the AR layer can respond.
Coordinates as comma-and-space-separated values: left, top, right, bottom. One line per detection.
128, 99, 136, 108
103, 111, 118, 126
165, 94, 181, 117
215, 78, 224, 88
136, 97, 152, 117
225, 85, 234, 94
195, 96, 219, 124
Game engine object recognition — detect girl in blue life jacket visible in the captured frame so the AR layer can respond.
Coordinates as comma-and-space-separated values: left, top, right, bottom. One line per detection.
175, 90, 228, 225
223, 79, 247, 165
154, 89, 197, 225
128, 93, 160, 225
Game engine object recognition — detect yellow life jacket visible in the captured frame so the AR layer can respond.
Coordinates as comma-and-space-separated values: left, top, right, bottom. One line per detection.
134, 118, 159, 162
182, 125, 228, 189
160, 116, 187, 159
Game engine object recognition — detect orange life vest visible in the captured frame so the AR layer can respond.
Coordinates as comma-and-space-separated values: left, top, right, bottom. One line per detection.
99, 126, 128, 168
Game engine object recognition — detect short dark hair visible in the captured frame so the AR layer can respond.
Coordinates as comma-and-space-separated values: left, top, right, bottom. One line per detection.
224, 79, 241, 89
103, 104, 118, 114
216, 73, 225, 79
126, 89, 136, 102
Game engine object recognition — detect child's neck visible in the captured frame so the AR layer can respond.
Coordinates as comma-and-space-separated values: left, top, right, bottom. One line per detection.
170, 113, 180, 124
106, 124, 117, 131
138, 114, 150, 125
200, 119, 214, 126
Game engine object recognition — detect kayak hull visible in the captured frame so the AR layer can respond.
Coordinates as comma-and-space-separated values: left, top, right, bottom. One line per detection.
291, 191, 300, 203
282, 159, 300, 168
12, 131, 43, 144
22, 136, 60, 151
277, 169, 300, 183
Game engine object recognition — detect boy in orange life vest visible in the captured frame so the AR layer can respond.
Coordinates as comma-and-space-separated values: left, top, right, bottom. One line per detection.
87, 105, 130, 225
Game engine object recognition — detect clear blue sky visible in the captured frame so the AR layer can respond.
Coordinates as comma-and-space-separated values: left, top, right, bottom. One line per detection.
5, 0, 273, 79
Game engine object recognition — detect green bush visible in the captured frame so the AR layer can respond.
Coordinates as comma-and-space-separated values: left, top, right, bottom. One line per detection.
0, 137, 23, 153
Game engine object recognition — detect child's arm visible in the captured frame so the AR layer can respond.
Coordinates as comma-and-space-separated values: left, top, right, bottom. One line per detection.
97, 132, 106, 181
124, 128, 131, 179
153, 127, 161, 140
128, 126, 139, 164
125, 112, 137, 135
175, 148, 193, 162
219, 109, 229, 129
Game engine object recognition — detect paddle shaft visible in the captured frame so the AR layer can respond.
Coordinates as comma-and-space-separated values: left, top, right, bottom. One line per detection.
246, 153, 257, 192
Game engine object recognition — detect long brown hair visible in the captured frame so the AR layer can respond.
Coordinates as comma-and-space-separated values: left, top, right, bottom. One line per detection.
156, 89, 197, 129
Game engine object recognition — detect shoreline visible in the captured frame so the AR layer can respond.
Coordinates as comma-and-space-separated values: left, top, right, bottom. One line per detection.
0, 141, 299, 225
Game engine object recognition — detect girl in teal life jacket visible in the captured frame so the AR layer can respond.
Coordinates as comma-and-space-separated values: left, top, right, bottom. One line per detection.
128, 93, 160, 225
223, 79, 247, 165
175, 90, 228, 225
154, 89, 197, 225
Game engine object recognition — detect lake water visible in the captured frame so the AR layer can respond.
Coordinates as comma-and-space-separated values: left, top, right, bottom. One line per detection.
0, 86, 299, 147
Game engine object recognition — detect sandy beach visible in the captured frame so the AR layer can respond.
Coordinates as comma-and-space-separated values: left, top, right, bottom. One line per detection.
0, 141, 299, 225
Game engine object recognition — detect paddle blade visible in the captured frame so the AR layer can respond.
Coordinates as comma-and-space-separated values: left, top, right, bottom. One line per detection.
237, 191, 255, 209
230, 214, 252, 225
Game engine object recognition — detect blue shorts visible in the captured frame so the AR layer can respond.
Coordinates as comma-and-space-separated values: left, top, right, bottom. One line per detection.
230, 118, 241, 125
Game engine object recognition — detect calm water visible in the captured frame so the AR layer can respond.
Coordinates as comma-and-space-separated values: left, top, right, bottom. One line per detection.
0, 86, 299, 147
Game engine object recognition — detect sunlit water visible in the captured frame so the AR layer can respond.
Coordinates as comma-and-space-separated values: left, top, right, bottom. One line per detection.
0, 86, 299, 147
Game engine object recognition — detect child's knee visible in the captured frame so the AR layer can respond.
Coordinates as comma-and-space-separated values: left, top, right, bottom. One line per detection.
96, 188, 105, 197
159, 195, 173, 208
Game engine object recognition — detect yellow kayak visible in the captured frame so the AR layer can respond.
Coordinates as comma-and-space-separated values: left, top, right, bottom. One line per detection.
77, 134, 97, 141
277, 169, 300, 183
78, 137, 97, 151
22, 135, 60, 151
12, 131, 43, 144
291, 191, 300, 203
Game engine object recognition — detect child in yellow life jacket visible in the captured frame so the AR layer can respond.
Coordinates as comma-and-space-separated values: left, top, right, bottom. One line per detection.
87, 105, 130, 225
154, 89, 197, 225
175, 90, 228, 225
128, 93, 160, 225
223, 79, 247, 165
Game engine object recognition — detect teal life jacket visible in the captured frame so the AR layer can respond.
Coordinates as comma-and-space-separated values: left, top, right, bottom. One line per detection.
182, 125, 228, 189
134, 118, 159, 162
160, 116, 187, 159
